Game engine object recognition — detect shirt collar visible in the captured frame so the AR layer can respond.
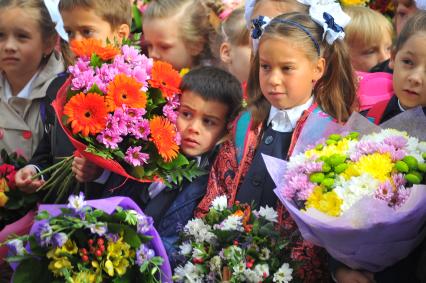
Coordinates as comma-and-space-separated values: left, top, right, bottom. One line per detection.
267, 96, 314, 129
3, 71, 39, 101
397, 99, 406, 112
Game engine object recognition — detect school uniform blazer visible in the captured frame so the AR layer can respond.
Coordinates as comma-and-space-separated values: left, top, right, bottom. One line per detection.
0, 54, 64, 159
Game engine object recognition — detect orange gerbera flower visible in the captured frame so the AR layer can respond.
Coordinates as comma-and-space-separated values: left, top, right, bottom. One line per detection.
64, 92, 108, 137
106, 74, 147, 112
149, 116, 179, 162
149, 61, 182, 99
70, 39, 119, 61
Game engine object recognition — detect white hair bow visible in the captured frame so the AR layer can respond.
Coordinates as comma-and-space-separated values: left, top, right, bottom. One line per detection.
297, 0, 350, 44
415, 0, 426, 10
43, 0, 69, 42
244, 0, 256, 28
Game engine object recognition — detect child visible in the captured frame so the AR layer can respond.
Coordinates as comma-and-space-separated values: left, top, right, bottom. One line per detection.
334, 11, 426, 283
103, 66, 243, 264
0, 0, 64, 160
196, 10, 357, 282
142, 0, 219, 71
344, 6, 393, 72
217, 7, 251, 83
14, 0, 131, 196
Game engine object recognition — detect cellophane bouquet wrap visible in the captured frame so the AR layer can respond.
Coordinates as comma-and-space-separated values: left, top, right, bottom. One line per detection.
3, 194, 172, 282
36, 39, 203, 202
173, 196, 306, 283
264, 108, 426, 272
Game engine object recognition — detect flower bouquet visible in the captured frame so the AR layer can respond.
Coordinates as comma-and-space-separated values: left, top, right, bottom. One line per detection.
3, 193, 172, 282
35, 39, 203, 202
173, 195, 305, 283
264, 108, 426, 272
0, 150, 39, 230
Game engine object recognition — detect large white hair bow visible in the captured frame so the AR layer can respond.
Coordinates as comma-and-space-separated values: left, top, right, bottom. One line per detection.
297, 0, 350, 44
245, 0, 257, 28
43, 0, 69, 42
415, 0, 426, 10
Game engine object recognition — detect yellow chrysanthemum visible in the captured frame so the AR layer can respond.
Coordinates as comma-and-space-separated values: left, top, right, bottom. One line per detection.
305, 139, 351, 159
305, 187, 343, 217
352, 153, 393, 181
340, 0, 369, 7
72, 271, 99, 283
47, 248, 73, 276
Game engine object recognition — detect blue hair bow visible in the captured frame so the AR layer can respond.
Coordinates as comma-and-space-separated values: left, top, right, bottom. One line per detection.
323, 12, 344, 34
251, 16, 268, 39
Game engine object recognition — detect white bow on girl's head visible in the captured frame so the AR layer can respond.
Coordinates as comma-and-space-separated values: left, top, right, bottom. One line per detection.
244, 0, 257, 28
297, 0, 350, 44
43, 0, 69, 42
415, 0, 426, 10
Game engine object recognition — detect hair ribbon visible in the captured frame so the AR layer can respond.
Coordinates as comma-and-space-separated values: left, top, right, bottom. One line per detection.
43, 0, 69, 42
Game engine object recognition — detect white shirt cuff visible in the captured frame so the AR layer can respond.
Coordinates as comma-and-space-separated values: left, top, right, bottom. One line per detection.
93, 170, 111, 184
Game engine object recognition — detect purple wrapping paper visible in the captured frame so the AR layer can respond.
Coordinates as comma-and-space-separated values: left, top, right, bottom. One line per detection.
263, 108, 426, 272
27, 197, 172, 282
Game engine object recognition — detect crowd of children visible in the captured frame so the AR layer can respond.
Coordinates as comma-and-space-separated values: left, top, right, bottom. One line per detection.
0, 0, 425, 282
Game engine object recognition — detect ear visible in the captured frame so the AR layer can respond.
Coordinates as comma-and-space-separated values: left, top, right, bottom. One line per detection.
220, 42, 232, 64
313, 57, 326, 81
116, 24, 131, 40
42, 36, 58, 57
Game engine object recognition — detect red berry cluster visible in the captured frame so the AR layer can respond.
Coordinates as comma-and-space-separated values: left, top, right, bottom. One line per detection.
245, 256, 255, 269
79, 238, 106, 262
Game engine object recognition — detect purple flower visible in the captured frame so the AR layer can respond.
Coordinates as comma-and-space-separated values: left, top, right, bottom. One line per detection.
163, 104, 178, 123
136, 214, 153, 234
350, 152, 362, 162
67, 192, 87, 214
394, 187, 411, 208
52, 232, 68, 247
96, 130, 123, 149
106, 233, 120, 242
7, 239, 25, 256
35, 222, 53, 247
129, 119, 150, 140
375, 181, 394, 203
89, 223, 107, 236
304, 161, 323, 174
384, 136, 407, 149
356, 141, 379, 155
125, 146, 150, 167
125, 106, 146, 118
136, 244, 155, 266
132, 66, 150, 90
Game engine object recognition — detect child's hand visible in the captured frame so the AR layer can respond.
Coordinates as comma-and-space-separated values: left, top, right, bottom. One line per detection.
72, 156, 103, 183
335, 267, 375, 283
15, 165, 45, 194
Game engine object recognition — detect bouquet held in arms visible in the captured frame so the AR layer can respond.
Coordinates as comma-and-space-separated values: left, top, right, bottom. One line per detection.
173, 195, 305, 283
0, 150, 38, 230
34, 39, 203, 203
2, 193, 172, 282
264, 108, 426, 272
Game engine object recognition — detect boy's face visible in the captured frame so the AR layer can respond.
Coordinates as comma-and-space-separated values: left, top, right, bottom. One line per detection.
177, 90, 229, 157
348, 35, 392, 72
390, 32, 426, 109
61, 7, 126, 42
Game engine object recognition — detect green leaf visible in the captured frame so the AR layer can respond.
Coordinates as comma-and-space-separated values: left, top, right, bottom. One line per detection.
90, 54, 103, 68
107, 223, 141, 248
139, 261, 149, 273
86, 83, 103, 95
36, 210, 50, 220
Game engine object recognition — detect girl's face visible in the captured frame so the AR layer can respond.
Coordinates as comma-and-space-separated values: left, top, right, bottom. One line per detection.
348, 34, 392, 72
0, 7, 52, 84
143, 15, 195, 70
390, 32, 426, 109
258, 36, 324, 110
221, 42, 251, 83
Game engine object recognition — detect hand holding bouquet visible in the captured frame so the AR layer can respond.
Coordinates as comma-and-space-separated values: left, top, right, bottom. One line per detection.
264, 109, 426, 272
3, 194, 171, 282
173, 196, 304, 283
